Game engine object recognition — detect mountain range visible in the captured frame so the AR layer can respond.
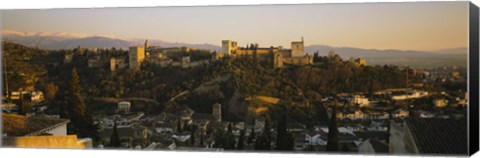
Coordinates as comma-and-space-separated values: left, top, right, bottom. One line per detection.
2, 29, 467, 68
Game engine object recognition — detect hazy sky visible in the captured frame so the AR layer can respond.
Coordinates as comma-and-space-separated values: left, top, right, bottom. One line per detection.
1, 1, 469, 51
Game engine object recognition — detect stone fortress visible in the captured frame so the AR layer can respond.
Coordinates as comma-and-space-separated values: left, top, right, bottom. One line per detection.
125, 38, 313, 71
220, 37, 313, 68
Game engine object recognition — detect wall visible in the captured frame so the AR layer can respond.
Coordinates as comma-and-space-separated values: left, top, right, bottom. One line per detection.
235, 49, 271, 56
129, 46, 145, 70
282, 56, 313, 66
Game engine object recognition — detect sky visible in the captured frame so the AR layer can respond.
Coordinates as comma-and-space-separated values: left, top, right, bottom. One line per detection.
1, 1, 469, 51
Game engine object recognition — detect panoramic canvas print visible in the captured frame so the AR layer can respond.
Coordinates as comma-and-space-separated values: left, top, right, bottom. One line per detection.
0, 1, 474, 156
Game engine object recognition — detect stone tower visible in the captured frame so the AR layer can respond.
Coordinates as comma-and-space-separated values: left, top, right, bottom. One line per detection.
212, 103, 222, 122
291, 37, 304, 57
129, 46, 145, 70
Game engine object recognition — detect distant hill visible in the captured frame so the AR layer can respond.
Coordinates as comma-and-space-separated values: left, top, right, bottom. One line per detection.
305, 45, 467, 68
432, 47, 468, 55
3, 29, 221, 51
42, 36, 132, 50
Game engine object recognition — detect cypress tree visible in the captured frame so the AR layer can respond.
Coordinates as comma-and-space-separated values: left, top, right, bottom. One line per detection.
70, 67, 86, 118
286, 131, 295, 150
109, 121, 120, 147
67, 67, 96, 138
190, 125, 196, 146
225, 124, 235, 149
177, 119, 183, 132
264, 113, 272, 136
275, 112, 287, 150
200, 133, 204, 147
326, 102, 340, 152
255, 113, 272, 150
247, 127, 255, 144
228, 123, 233, 133
237, 129, 245, 149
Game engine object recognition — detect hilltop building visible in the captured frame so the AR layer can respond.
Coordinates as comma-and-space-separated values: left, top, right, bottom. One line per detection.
221, 38, 313, 68
129, 46, 145, 70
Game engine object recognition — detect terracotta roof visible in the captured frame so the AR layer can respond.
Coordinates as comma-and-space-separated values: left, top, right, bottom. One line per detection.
405, 118, 467, 155
2, 114, 69, 137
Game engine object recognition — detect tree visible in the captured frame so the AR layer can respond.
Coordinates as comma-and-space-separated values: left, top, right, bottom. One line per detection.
264, 113, 272, 135
316, 104, 329, 126
109, 121, 120, 147
247, 127, 255, 144
228, 123, 233, 133
70, 67, 86, 118
212, 127, 235, 149
225, 125, 236, 149
255, 113, 272, 150
66, 67, 96, 139
237, 129, 245, 149
177, 119, 183, 132
200, 133, 204, 147
190, 125, 197, 146
326, 102, 340, 152
286, 131, 295, 150
275, 112, 288, 150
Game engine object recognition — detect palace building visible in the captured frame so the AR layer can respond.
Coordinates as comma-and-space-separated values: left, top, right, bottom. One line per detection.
221, 38, 313, 68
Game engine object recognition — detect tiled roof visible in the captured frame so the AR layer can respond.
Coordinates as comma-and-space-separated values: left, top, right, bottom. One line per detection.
405, 118, 467, 155
2, 114, 69, 137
